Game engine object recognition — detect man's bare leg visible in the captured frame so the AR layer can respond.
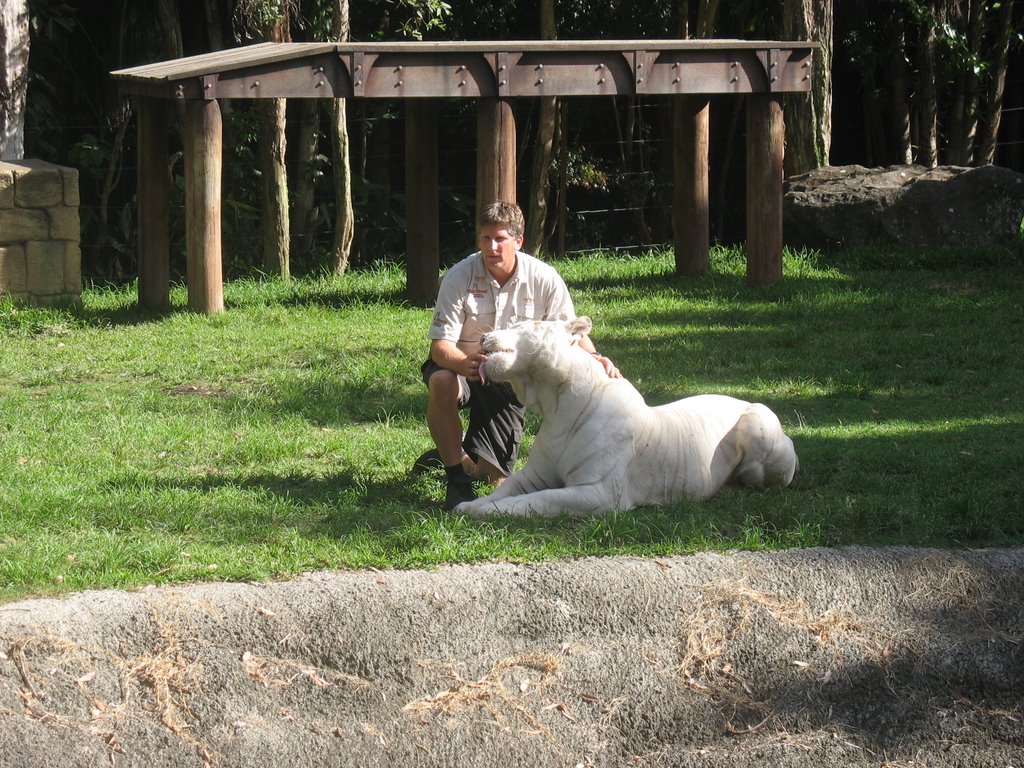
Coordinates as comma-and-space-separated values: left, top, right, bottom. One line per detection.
427, 370, 507, 485
473, 456, 507, 486
427, 369, 468, 468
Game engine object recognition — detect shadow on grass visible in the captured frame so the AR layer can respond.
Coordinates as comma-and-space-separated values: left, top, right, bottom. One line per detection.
93, 413, 1023, 556
275, 286, 412, 311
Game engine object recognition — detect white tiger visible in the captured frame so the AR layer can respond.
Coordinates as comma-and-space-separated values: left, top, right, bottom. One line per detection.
456, 317, 798, 518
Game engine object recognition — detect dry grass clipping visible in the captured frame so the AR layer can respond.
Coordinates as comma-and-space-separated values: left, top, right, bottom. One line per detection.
904, 556, 1011, 642
674, 579, 897, 736
1, 625, 210, 765
119, 607, 203, 735
113, 603, 218, 766
241, 651, 371, 691
676, 579, 887, 683
403, 651, 565, 739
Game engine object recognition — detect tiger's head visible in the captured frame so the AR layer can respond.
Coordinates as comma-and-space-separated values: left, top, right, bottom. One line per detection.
479, 317, 593, 387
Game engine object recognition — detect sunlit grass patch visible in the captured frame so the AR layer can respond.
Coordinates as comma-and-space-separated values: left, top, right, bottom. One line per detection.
1, 246, 1022, 601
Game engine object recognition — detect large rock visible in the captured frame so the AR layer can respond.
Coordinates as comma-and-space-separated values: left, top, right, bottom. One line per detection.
783, 164, 1024, 250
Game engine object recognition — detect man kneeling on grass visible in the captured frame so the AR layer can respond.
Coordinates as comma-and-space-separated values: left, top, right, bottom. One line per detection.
413, 200, 621, 510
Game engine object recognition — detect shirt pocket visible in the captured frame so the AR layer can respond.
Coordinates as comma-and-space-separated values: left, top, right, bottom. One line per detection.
518, 292, 538, 322
462, 290, 497, 342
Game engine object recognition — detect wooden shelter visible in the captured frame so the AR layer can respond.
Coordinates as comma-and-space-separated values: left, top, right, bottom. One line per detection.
112, 40, 815, 313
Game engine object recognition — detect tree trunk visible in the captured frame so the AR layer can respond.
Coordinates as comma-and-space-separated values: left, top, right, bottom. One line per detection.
260, 98, 289, 278
137, 97, 170, 309
154, 0, 184, 58
696, 0, 719, 37
98, 103, 133, 280
201, 0, 224, 52
525, 0, 558, 255
257, 6, 291, 278
889, 27, 913, 164
961, 0, 985, 164
782, 0, 833, 175
945, 0, 984, 165
330, 98, 355, 275
977, 0, 1016, 165
554, 101, 569, 257
948, 79, 967, 164
862, 88, 888, 165
0, 0, 29, 159
525, 97, 557, 254
917, 19, 939, 166
330, 0, 354, 275
290, 99, 320, 264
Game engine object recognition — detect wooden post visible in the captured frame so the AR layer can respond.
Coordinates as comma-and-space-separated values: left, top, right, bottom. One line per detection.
137, 97, 170, 309
745, 94, 785, 285
183, 98, 224, 313
672, 95, 711, 276
476, 97, 517, 212
405, 98, 440, 306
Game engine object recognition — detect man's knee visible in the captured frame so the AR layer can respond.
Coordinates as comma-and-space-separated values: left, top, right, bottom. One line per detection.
427, 368, 462, 403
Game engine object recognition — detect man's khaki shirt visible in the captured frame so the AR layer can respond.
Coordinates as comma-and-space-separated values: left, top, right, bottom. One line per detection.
429, 251, 576, 355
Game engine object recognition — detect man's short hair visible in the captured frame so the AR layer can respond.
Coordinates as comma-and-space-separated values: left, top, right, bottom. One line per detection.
478, 201, 525, 238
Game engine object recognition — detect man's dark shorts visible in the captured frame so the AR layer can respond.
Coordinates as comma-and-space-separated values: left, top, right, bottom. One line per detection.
421, 358, 524, 476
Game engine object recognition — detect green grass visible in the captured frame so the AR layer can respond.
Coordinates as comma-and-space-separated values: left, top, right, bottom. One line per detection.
1, 245, 1022, 602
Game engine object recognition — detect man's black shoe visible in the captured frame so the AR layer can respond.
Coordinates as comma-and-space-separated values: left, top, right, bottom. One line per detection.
443, 476, 477, 510
411, 448, 444, 475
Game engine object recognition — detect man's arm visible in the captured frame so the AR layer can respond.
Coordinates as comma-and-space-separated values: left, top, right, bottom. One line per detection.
534, 264, 621, 379
431, 338, 486, 382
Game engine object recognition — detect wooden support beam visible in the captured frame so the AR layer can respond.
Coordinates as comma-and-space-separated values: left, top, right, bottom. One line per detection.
745, 93, 784, 285
476, 98, 517, 213
137, 97, 170, 309
184, 98, 225, 313
673, 95, 710, 276
405, 98, 440, 307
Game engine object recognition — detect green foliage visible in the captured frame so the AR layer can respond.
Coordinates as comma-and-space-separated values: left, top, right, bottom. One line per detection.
564, 150, 609, 191
1, 247, 1022, 602
364, 0, 453, 40
900, 0, 1013, 76
233, 0, 295, 41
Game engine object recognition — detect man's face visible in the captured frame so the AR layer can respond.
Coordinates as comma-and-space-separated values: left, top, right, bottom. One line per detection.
479, 223, 523, 279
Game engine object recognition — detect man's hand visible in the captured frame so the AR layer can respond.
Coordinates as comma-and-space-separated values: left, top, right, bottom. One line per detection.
577, 335, 621, 379
592, 353, 622, 379
431, 339, 487, 382
464, 351, 487, 382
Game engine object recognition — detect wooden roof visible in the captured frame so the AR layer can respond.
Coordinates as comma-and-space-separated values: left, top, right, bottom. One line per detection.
112, 40, 815, 100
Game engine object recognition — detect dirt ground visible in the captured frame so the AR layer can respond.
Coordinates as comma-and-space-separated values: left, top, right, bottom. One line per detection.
0, 546, 1021, 767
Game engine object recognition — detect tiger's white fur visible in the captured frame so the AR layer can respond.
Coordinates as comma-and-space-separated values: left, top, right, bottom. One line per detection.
456, 317, 798, 518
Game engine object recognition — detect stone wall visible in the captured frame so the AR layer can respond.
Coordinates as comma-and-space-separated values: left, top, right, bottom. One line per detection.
0, 159, 81, 306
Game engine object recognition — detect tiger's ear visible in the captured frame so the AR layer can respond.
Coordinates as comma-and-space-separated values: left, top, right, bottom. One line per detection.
566, 316, 592, 340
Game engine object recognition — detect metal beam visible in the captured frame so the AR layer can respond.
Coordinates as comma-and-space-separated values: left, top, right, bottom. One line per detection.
113, 40, 815, 100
